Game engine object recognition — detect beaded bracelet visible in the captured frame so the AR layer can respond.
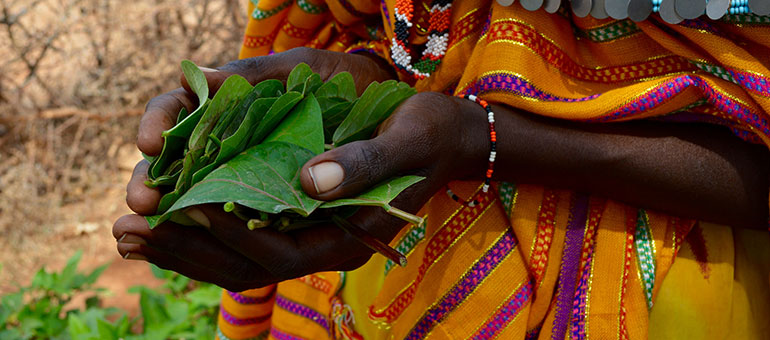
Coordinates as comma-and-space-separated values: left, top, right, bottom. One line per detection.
446, 94, 497, 207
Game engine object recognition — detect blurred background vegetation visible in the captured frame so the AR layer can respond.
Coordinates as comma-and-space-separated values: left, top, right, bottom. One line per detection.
0, 0, 247, 336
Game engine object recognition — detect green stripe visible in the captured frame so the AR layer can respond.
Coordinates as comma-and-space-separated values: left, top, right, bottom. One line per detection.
690, 61, 738, 84
722, 14, 770, 25
577, 20, 640, 43
634, 209, 656, 309
384, 222, 427, 274
297, 0, 327, 15
252, 0, 293, 20
497, 182, 517, 217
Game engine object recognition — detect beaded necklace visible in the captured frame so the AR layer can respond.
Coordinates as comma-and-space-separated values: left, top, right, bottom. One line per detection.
390, 0, 453, 79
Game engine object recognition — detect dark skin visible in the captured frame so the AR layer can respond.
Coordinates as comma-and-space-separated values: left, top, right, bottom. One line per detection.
114, 47, 769, 292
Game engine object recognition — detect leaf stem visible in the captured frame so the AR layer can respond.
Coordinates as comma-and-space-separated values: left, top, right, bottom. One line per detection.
331, 215, 407, 267
383, 205, 424, 226
324, 143, 335, 150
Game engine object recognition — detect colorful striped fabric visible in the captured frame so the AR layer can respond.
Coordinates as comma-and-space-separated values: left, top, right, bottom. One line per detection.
217, 1, 770, 339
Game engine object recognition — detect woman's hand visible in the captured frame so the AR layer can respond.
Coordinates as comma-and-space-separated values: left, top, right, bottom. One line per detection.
129, 47, 396, 216
115, 92, 485, 291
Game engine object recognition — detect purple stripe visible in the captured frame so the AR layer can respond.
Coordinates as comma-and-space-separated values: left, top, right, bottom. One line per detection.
569, 238, 595, 340
728, 69, 770, 97
404, 229, 518, 340
270, 327, 306, 340
462, 73, 601, 102
588, 75, 770, 138
227, 287, 276, 304
551, 193, 589, 340
219, 306, 272, 326
275, 294, 330, 333
471, 281, 533, 340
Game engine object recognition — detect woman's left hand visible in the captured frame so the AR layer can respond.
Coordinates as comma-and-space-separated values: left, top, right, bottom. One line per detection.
113, 92, 488, 291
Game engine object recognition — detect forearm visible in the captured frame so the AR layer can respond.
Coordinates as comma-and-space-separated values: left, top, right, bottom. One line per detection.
455, 97, 770, 228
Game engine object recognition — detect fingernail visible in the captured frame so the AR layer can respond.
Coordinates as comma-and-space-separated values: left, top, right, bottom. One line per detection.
308, 162, 344, 194
118, 233, 147, 245
198, 66, 218, 73
184, 208, 211, 228
123, 252, 148, 261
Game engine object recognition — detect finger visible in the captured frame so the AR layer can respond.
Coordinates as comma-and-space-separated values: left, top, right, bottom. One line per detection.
188, 205, 373, 280
180, 67, 236, 97
300, 130, 429, 201
137, 88, 197, 155
114, 214, 276, 290
126, 160, 162, 215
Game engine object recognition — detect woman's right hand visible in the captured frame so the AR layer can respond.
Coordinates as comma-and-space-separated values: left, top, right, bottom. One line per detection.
129, 47, 397, 215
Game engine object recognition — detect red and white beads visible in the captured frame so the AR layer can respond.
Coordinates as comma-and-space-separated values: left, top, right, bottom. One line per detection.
446, 94, 497, 207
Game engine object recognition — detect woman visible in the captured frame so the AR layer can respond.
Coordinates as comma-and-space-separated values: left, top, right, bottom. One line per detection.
114, 0, 770, 339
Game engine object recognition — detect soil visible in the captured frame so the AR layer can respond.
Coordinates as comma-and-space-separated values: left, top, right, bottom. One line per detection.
0, 144, 163, 317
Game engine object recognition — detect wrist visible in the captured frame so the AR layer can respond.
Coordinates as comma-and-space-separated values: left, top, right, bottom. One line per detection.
448, 94, 493, 181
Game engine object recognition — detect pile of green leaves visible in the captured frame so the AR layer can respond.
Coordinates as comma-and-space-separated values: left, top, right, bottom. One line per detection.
144, 61, 422, 232
0, 252, 220, 340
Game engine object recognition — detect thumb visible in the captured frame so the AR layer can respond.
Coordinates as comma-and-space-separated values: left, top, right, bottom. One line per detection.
300, 137, 415, 201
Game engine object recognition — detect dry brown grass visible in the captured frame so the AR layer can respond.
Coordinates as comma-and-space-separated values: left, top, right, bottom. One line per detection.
0, 0, 246, 291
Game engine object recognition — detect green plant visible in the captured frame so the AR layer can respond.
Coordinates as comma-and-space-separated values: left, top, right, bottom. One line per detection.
0, 252, 221, 340
144, 62, 424, 237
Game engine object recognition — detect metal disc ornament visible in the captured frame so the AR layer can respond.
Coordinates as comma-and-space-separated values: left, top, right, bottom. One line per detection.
628, 0, 654, 21
544, 0, 561, 12
750, 0, 770, 15
521, 0, 545, 11
675, 0, 707, 19
572, 0, 593, 17
496, 0, 516, 6
592, 0, 610, 19
606, 0, 631, 18
660, 0, 684, 24
706, 0, 731, 19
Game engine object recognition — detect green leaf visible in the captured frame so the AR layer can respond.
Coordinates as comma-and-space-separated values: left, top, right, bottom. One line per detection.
181, 60, 209, 107
56, 250, 82, 291
286, 63, 313, 93
142, 153, 156, 163
188, 75, 253, 154
315, 72, 356, 101
321, 175, 425, 208
137, 288, 173, 338
332, 81, 416, 146
95, 318, 116, 340
147, 60, 212, 181
167, 142, 322, 217
176, 107, 190, 125
321, 100, 354, 142
67, 314, 91, 339
185, 284, 221, 308
175, 75, 254, 201
302, 73, 323, 96
263, 93, 324, 155
221, 79, 283, 140
148, 102, 208, 180
84, 263, 108, 286
191, 97, 278, 184
246, 91, 303, 148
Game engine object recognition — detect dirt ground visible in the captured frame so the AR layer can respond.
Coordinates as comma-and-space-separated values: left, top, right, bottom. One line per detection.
0, 0, 245, 315
0, 139, 162, 315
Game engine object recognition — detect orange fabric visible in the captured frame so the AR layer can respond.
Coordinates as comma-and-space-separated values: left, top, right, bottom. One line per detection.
216, 1, 770, 339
